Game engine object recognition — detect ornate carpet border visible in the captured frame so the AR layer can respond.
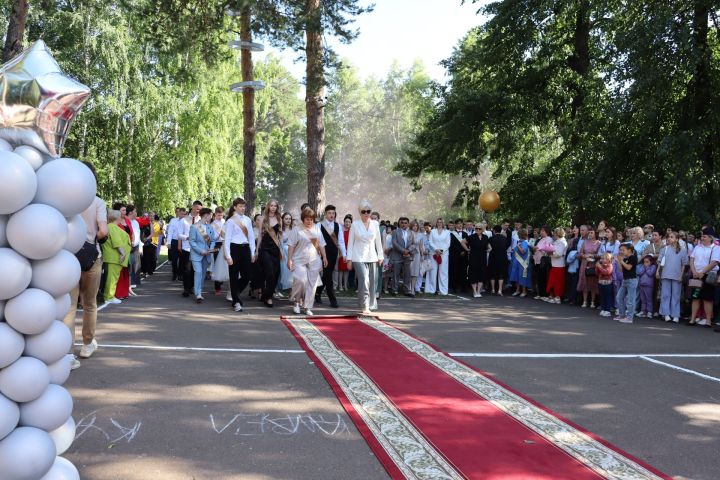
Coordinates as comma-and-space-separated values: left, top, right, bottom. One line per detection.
284, 316, 463, 480
358, 316, 670, 480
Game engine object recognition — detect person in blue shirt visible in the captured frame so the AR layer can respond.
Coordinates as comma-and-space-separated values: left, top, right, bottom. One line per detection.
189, 208, 218, 303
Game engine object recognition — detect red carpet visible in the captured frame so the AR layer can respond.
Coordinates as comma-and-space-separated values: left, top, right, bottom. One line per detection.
283, 315, 671, 480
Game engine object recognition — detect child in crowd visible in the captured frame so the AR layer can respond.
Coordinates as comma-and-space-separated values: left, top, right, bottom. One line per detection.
596, 252, 615, 317
614, 243, 638, 323
637, 255, 657, 317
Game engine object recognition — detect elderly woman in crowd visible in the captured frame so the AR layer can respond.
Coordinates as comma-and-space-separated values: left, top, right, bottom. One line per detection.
101, 209, 131, 305
287, 207, 328, 316
347, 200, 385, 315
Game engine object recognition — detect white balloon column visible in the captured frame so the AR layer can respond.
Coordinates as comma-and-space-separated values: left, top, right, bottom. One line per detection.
0, 41, 92, 479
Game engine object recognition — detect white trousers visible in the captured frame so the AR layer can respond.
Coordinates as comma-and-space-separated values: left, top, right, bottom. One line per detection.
424, 252, 449, 295
291, 258, 322, 309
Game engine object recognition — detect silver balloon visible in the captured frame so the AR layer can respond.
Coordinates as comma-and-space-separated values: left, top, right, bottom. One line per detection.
0, 40, 90, 157
63, 214, 86, 254
0, 215, 7, 246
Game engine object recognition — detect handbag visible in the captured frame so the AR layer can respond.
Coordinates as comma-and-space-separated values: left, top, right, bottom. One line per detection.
705, 270, 718, 286
433, 253, 442, 265
585, 260, 596, 277
75, 241, 99, 271
688, 278, 703, 288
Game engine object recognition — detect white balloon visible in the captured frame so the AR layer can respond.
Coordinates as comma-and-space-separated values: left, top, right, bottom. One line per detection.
0, 214, 7, 247
14, 145, 44, 171
39, 456, 80, 480
19, 384, 73, 432
34, 158, 96, 217
63, 215, 86, 254
0, 427, 56, 480
48, 416, 75, 456
54, 294, 72, 320
24, 321, 72, 365
0, 151, 38, 215
0, 248, 32, 300
0, 357, 50, 403
0, 393, 19, 441
0, 138, 12, 151
6, 204, 68, 260
0, 322, 25, 368
5, 288, 56, 335
47, 355, 73, 386
31, 250, 81, 298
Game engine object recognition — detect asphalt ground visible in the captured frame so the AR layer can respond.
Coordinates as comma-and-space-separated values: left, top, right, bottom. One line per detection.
64, 263, 720, 480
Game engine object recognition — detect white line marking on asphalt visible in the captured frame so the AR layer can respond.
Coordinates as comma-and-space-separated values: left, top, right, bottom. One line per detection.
74, 343, 305, 353
449, 353, 720, 358
639, 356, 720, 384
156, 260, 168, 269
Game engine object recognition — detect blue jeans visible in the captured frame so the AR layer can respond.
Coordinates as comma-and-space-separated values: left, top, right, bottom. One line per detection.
599, 283, 615, 312
659, 279, 681, 319
192, 256, 210, 297
616, 278, 638, 319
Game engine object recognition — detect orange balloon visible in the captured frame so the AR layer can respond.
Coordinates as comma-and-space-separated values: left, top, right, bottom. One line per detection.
479, 190, 500, 212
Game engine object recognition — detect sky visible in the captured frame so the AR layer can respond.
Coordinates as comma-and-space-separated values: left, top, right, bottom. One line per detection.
257, 0, 489, 83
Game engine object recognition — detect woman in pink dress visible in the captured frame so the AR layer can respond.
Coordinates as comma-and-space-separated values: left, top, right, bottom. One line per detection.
577, 228, 601, 308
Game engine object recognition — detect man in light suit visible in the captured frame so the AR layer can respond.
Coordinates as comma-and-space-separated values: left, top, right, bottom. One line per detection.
391, 217, 417, 297
189, 207, 217, 303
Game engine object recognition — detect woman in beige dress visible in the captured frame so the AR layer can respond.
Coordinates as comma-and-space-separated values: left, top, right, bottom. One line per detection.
287, 207, 328, 316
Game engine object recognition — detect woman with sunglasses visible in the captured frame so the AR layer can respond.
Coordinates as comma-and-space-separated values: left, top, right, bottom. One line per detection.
347, 200, 385, 315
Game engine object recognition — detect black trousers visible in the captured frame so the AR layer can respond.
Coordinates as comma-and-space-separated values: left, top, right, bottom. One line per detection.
316, 251, 338, 304
170, 240, 181, 279
229, 243, 252, 305
536, 259, 550, 296
181, 250, 193, 293
260, 248, 281, 302
141, 244, 157, 274
449, 252, 468, 292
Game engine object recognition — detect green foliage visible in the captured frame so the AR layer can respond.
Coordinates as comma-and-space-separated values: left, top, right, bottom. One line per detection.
401, 0, 720, 229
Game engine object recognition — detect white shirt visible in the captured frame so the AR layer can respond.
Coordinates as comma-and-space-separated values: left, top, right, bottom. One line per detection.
131, 219, 141, 247
401, 228, 409, 245
690, 243, 720, 273
224, 214, 256, 258
178, 217, 192, 252
430, 228, 451, 253
320, 219, 347, 257
167, 217, 180, 242
347, 219, 384, 263
211, 219, 225, 241
551, 238, 568, 268
288, 225, 327, 265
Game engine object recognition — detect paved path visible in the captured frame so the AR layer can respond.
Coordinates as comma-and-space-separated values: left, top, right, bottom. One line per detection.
66, 264, 720, 479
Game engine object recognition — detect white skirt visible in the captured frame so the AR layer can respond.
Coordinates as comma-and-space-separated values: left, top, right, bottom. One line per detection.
211, 253, 230, 282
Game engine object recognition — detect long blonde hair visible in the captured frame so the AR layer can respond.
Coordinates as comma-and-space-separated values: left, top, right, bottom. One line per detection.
262, 199, 283, 231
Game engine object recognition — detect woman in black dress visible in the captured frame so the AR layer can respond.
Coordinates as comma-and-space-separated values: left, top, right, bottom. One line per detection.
488, 224, 510, 295
256, 201, 283, 307
464, 223, 490, 298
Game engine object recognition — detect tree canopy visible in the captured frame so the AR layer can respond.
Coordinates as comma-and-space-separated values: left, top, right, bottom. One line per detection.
399, 0, 720, 228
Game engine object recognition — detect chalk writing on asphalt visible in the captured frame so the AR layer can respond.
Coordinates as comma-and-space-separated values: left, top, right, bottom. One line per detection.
75, 411, 143, 447
209, 413, 350, 436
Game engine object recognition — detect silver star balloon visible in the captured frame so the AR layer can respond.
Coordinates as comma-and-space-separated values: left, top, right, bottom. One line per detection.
0, 40, 90, 157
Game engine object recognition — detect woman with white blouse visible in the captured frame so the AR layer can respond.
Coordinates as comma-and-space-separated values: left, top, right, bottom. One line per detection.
426, 218, 451, 295
347, 200, 385, 315
287, 207, 328, 316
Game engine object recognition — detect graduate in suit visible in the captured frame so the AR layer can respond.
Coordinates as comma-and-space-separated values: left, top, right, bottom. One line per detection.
449, 219, 470, 294
316, 205, 346, 308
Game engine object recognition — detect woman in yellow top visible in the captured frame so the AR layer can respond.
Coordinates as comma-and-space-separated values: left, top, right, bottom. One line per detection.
102, 209, 132, 304
141, 214, 163, 276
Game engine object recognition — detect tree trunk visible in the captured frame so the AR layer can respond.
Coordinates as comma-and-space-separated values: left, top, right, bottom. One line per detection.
2, 0, 28, 63
240, 6, 257, 215
305, 0, 326, 213
690, 0, 716, 219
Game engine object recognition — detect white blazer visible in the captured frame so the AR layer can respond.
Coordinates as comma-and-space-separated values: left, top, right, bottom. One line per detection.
347, 219, 384, 263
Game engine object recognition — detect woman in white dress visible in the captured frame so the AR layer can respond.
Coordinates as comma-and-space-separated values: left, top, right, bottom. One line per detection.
287, 207, 328, 316
426, 218, 451, 295
347, 200, 385, 315
278, 212, 293, 291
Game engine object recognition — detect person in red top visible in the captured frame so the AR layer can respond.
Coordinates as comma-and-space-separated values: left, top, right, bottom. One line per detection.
338, 214, 353, 290
596, 252, 615, 317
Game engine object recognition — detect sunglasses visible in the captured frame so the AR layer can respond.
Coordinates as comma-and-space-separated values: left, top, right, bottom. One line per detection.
360, 210, 371, 214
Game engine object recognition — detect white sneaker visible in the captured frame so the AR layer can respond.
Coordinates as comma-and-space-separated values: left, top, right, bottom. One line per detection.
293, 303, 301, 314
131, 284, 137, 288
226, 292, 233, 302
599, 310, 608, 316
305, 309, 314, 316
70, 355, 81, 370
79, 339, 98, 358
672, 317, 679, 323
477, 293, 482, 298
664, 315, 671, 322
697, 319, 708, 326
553, 298, 561, 304
533, 295, 542, 300
519, 292, 527, 298
108, 297, 122, 304
233, 303, 243, 312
